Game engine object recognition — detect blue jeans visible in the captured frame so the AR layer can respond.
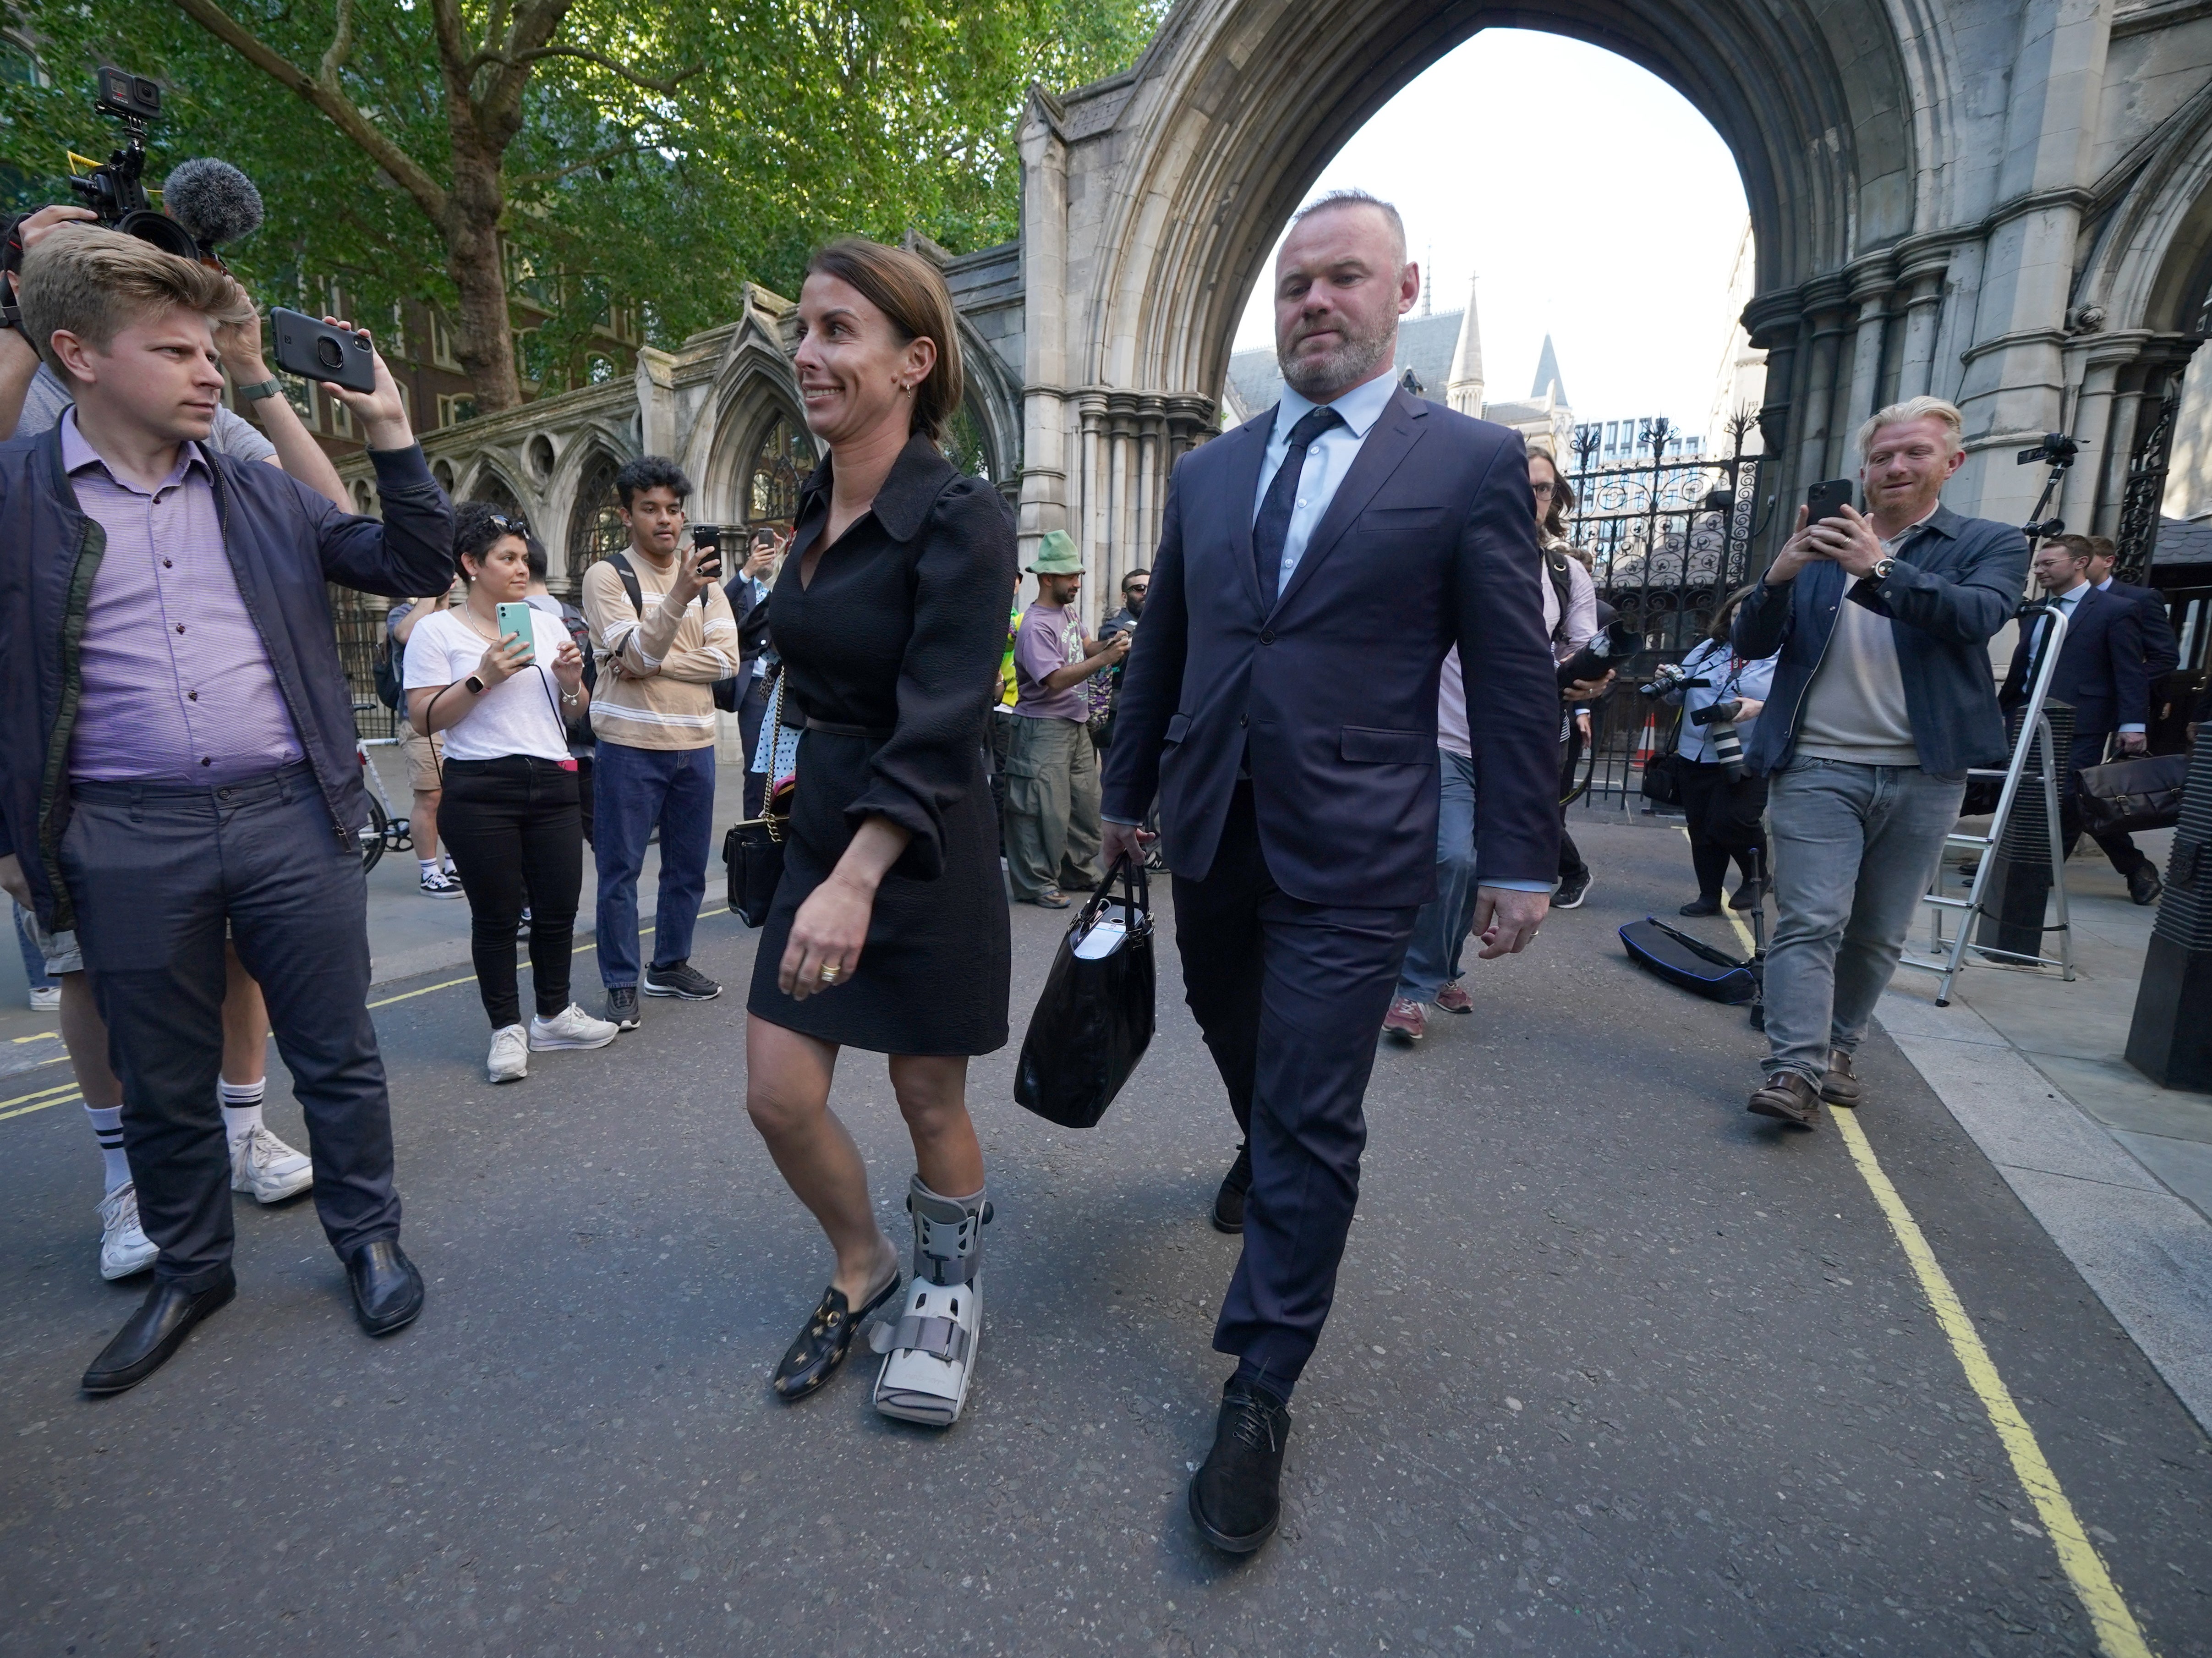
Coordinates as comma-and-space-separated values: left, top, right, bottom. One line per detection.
1762, 756, 1964, 1083
593, 740, 716, 988
1397, 749, 1479, 1000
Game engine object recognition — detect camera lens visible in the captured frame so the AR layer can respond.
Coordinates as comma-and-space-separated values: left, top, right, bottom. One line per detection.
315, 336, 344, 370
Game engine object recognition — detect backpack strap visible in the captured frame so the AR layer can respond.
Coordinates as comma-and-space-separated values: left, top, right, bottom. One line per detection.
1544, 550, 1573, 644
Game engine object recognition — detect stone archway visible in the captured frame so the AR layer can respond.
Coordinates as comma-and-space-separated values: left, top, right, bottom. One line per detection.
1018, 0, 2212, 608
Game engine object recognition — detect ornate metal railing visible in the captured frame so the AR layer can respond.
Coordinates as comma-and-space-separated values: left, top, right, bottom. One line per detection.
1564, 413, 1761, 663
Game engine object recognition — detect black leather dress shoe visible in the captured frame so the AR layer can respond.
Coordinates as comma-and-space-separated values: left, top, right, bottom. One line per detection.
82, 1271, 235, 1396
2129, 863, 2163, 907
1189, 1377, 1292, 1554
1211, 1143, 1252, 1234
347, 1240, 425, 1336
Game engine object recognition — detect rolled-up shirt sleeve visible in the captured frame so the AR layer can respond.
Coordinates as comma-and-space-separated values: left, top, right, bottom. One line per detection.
845, 478, 1018, 879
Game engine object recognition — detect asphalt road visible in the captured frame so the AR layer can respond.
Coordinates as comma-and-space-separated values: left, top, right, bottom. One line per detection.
1, 819, 2207, 1657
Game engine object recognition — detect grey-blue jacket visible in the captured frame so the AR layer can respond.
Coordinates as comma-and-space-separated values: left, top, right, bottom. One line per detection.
0, 429, 453, 929
1733, 503, 2028, 777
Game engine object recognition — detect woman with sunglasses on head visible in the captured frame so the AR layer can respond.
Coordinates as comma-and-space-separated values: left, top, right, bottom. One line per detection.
405, 504, 619, 1082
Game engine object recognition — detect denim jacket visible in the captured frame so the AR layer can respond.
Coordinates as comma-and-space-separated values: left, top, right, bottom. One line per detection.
1733, 503, 2027, 777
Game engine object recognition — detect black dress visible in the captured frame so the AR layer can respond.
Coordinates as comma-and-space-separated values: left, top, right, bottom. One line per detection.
745, 435, 1016, 1055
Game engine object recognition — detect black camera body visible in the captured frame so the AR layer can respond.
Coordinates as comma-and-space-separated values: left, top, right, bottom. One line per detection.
65, 67, 196, 261
2017, 432, 2079, 469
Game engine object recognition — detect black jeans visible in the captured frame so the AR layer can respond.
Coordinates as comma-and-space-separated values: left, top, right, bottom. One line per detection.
438, 756, 583, 1027
1677, 758, 1769, 899
61, 763, 399, 1290
1557, 734, 1589, 882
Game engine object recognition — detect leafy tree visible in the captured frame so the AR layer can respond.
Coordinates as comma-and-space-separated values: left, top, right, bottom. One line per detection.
0, 0, 1157, 411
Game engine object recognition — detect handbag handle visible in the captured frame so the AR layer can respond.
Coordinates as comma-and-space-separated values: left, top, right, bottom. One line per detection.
1074, 851, 1150, 936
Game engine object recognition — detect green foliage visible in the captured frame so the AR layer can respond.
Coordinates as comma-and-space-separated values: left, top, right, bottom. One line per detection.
0, 0, 1158, 377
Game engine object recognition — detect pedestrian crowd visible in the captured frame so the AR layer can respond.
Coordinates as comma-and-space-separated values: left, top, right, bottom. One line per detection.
0, 179, 2156, 1559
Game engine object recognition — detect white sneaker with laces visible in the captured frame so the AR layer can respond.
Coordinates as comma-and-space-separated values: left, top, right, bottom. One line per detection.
529, 1003, 619, 1051
97, 1181, 157, 1280
487, 1023, 529, 1083
230, 1124, 314, 1203
28, 984, 60, 1011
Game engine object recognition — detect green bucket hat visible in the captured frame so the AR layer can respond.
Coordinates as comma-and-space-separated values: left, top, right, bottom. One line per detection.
1028, 529, 1083, 575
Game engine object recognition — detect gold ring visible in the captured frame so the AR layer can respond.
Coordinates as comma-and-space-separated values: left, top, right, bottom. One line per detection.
818, 963, 840, 982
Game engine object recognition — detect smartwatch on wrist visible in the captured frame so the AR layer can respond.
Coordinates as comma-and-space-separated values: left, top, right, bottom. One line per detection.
464, 674, 487, 696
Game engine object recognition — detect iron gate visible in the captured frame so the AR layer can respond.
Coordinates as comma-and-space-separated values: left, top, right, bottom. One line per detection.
1561, 413, 1762, 813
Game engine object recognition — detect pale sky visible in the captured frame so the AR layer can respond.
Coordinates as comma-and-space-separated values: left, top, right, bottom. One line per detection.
1231, 30, 1749, 432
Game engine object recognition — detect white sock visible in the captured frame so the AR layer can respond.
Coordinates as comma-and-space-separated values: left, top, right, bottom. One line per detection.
85, 1104, 131, 1192
418, 857, 441, 879
219, 1077, 265, 1146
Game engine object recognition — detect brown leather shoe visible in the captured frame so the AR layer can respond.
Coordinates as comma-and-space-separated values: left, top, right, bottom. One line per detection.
1747, 1071, 1821, 1128
1821, 1049, 1863, 1108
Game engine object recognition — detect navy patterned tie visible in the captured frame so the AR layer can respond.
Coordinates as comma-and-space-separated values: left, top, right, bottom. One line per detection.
1252, 405, 1344, 606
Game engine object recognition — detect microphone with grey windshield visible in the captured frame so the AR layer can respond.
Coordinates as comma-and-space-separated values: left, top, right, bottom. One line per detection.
161, 159, 263, 262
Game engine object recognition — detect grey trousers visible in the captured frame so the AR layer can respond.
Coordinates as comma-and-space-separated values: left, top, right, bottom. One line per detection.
1762, 756, 1964, 1083
61, 765, 401, 1290
1002, 715, 1102, 898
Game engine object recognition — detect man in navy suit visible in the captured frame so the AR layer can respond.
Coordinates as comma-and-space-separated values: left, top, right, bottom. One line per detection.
2086, 536, 2180, 679
1098, 191, 1559, 1554
2001, 534, 2157, 902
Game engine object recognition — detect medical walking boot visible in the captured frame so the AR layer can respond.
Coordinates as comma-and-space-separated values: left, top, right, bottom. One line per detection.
870, 1175, 990, 1427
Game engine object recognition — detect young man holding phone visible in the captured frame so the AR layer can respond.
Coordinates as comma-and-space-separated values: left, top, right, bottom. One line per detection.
1732, 397, 2029, 1129
578, 456, 739, 1029
0, 225, 453, 1391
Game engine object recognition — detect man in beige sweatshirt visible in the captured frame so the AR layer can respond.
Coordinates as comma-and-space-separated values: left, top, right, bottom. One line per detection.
578, 456, 739, 1029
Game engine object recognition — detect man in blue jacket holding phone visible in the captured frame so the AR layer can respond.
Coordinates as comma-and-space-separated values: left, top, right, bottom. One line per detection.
0, 226, 453, 1392
1734, 396, 2028, 1129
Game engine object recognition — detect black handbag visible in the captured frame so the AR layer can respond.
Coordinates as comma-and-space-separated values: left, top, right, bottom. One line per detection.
1013, 854, 1156, 1129
723, 817, 783, 928
1620, 917, 1756, 1004
2076, 752, 2188, 837
1641, 728, 1687, 807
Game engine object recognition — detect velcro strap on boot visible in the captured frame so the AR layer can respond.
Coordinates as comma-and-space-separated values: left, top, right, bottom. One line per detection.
868, 1312, 969, 1364
909, 1179, 985, 1286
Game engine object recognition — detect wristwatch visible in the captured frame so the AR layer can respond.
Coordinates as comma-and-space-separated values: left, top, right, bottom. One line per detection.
464, 674, 487, 696
1869, 556, 1896, 581
235, 377, 283, 402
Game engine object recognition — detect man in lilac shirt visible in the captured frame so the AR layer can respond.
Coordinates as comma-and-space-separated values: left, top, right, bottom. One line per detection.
0, 226, 453, 1394
1002, 530, 1128, 907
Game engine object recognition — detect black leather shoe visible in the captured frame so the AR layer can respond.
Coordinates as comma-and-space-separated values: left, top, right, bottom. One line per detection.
772, 1268, 902, 1401
1211, 1143, 1252, 1234
82, 1271, 236, 1395
2129, 864, 2163, 907
347, 1240, 425, 1336
1189, 1377, 1292, 1554
1679, 895, 1722, 917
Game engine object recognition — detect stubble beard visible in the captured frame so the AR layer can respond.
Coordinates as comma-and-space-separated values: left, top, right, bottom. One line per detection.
1279, 313, 1396, 402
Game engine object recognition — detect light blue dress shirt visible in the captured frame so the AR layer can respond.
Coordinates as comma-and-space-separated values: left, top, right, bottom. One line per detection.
1253, 372, 1399, 593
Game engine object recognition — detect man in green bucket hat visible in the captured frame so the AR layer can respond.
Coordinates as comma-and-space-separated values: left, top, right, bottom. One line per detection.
1004, 530, 1129, 907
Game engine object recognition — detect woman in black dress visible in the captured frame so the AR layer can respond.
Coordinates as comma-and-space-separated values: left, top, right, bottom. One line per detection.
745, 237, 1016, 1427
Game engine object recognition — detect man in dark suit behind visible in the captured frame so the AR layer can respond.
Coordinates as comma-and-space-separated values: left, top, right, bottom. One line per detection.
1099, 191, 1559, 1554
2001, 533, 2157, 902
2086, 536, 2180, 680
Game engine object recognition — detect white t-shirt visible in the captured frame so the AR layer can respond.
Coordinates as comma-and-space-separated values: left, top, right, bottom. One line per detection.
401, 608, 571, 763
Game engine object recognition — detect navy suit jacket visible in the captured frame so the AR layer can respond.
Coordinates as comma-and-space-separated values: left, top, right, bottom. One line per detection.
2103, 578, 2179, 677
1999, 582, 2149, 739
1100, 387, 1560, 909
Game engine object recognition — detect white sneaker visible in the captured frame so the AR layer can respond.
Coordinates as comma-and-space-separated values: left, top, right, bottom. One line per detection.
97, 1181, 157, 1280
528, 1003, 619, 1051
487, 1023, 529, 1083
230, 1124, 314, 1203
27, 984, 59, 1011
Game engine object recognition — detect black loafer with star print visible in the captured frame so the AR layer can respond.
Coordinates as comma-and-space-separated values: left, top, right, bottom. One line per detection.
771, 1269, 902, 1401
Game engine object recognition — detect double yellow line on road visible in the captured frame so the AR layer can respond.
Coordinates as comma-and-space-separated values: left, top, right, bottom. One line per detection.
1714, 893, 2153, 1655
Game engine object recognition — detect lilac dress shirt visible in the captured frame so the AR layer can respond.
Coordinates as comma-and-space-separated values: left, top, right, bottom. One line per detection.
61, 409, 306, 783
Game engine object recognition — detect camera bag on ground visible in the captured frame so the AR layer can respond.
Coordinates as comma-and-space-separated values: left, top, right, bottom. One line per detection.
1619, 917, 1757, 1005
2076, 752, 2188, 838
1014, 854, 1156, 1129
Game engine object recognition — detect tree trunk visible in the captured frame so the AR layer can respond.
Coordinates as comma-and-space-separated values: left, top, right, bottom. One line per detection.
441, 77, 522, 412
